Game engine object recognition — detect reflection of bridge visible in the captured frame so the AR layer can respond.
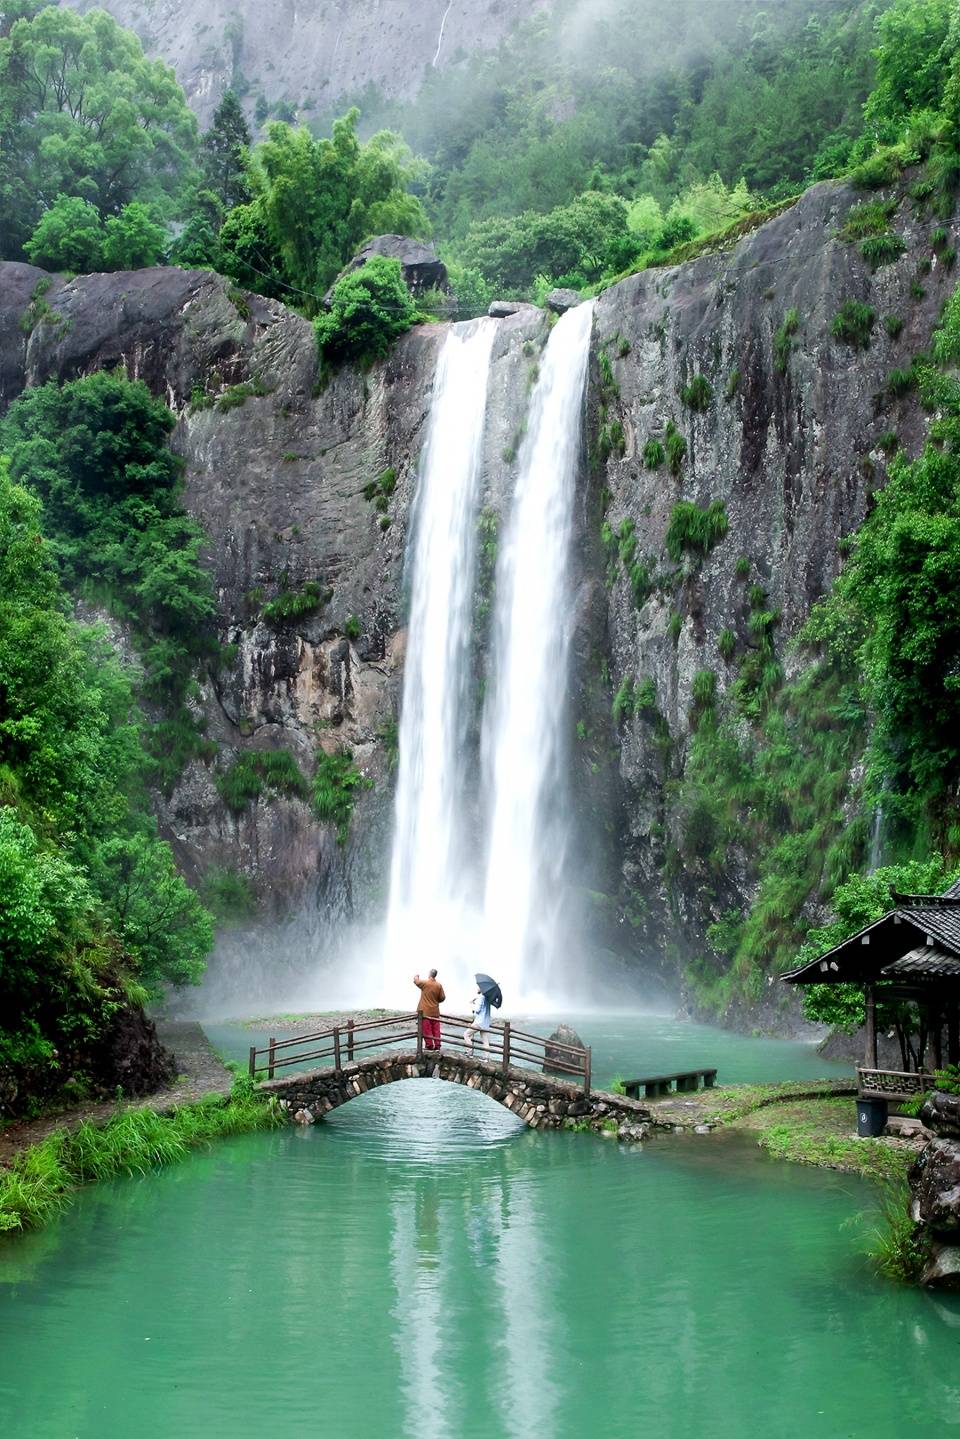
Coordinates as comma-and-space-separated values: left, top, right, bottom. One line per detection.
249, 1012, 653, 1134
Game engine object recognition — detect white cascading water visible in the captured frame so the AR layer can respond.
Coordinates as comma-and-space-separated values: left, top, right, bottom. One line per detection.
481, 301, 595, 1003
383, 318, 497, 999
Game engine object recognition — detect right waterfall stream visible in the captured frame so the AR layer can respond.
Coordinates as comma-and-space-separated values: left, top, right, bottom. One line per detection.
481, 301, 595, 1004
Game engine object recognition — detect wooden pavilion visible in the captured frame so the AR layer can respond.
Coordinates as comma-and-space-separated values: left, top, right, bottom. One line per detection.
782, 878, 960, 1099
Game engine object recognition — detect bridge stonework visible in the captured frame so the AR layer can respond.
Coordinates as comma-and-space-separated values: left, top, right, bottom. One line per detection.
262, 1050, 654, 1140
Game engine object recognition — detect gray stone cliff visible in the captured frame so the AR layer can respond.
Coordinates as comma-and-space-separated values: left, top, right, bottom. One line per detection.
1, 173, 954, 1007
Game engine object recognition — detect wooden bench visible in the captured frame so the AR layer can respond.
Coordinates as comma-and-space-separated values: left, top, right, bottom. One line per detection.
623, 1068, 717, 1100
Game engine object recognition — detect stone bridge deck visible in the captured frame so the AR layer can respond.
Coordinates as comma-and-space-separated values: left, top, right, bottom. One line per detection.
262, 1049, 657, 1140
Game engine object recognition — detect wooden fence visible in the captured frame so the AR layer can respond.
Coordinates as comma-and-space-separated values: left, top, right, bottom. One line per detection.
248, 1011, 592, 1092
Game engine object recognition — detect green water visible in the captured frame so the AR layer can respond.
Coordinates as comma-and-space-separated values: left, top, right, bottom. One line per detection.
1, 1024, 958, 1438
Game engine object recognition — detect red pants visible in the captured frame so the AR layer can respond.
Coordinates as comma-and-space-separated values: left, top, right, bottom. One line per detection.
421, 1017, 441, 1050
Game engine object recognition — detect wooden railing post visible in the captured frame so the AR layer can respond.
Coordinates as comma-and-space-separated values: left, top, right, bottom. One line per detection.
416, 1012, 423, 1059
583, 1045, 592, 1096
333, 1026, 342, 1071
502, 1020, 511, 1072
268, 1036, 276, 1081
248, 1045, 257, 1079
347, 1018, 354, 1062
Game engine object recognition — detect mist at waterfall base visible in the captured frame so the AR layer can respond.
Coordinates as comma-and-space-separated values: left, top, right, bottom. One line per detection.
179, 304, 665, 1021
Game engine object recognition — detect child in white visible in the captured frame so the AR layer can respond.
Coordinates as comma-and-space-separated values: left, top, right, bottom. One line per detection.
465, 985, 491, 1051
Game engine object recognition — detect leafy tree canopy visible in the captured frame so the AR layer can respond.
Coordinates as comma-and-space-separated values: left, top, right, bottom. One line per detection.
0, 4, 197, 259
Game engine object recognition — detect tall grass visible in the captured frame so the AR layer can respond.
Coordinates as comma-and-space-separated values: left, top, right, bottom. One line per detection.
860, 1178, 928, 1283
0, 1079, 283, 1236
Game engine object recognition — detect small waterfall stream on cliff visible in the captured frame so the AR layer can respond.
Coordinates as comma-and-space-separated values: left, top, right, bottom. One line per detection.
383, 318, 497, 998
482, 301, 594, 1003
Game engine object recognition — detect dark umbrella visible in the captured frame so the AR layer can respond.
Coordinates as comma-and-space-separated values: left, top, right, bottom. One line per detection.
475, 973, 503, 1008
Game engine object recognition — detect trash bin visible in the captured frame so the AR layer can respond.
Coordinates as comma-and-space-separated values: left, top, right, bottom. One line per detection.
856, 1096, 888, 1137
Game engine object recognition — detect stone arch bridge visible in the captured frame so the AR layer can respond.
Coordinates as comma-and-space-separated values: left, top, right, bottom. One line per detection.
252, 1013, 654, 1139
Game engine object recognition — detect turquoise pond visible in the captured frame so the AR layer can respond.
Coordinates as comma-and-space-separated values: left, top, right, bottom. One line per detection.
1, 1017, 958, 1439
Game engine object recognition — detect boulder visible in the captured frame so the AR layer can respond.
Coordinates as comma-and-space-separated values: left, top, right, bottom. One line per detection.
911, 1138, 960, 1236
921, 1091, 960, 1138
488, 300, 523, 318
324, 235, 447, 305
544, 287, 581, 314
920, 1242, 960, 1291
544, 1023, 585, 1073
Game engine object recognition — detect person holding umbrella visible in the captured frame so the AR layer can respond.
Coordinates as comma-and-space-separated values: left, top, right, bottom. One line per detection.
465, 973, 501, 1053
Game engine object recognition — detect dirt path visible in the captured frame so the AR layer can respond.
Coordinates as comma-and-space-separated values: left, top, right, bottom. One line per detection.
0, 1022, 233, 1167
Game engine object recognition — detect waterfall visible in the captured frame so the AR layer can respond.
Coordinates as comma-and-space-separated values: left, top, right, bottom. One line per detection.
481, 301, 594, 1003
383, 318, 497, 998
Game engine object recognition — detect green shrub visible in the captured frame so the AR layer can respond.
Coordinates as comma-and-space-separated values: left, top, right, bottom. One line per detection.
910, 278, 926, 300
668, 611, 684, 644
200, 867, 257, 922
838, 199, 897, 241
314, 256, 418, 366
773, 309, 800, 373
861, 232, 906, 270
680, 374, 713, 411
887, 366, 917, 397
831, 299, 875, 348
643, 438, 665, 469
725, 368, 741, 400
718, 627, 737, 661
262, 581, 331, 624
876, 430, 898, 455
665, 500, 729, 563
849, 146, 904, 190
884, 313, 904, 339
215, 750, 308, 812
735, 554, 751, 579
215, 376, 269, 411
612, 676, 636, 725
313, 747, 373, 844
665, 421, 687, 476
344, 614, 362, 641
747, 582, 767, 609
691, 669, 717, 711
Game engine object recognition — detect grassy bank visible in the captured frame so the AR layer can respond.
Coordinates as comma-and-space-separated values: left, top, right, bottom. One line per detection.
749, 1099, 911, 1181
0, 1077, 283, 1236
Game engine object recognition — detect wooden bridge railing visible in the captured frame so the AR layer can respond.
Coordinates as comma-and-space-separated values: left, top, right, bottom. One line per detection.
248, 1011, 592, 1093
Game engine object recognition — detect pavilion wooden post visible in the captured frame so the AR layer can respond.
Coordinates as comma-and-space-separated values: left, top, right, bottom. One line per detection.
931, 1005, 943, 1070
267, 1036, 277, 1081
949, 1003, 960, 1067
864, 983, 878, 1069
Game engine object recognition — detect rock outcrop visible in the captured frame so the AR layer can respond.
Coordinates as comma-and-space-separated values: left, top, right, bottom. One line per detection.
913, 1094, 960, 1289
324, 235, 449, 305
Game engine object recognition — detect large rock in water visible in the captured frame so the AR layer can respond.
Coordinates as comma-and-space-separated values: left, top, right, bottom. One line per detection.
544, 1024, 586, 1072
910, 1097, 960, 1289
545, 288, 581, 314
324, 235, 448, 305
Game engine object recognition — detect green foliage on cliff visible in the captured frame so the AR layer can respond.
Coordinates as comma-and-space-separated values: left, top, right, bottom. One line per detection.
215, 750, 309, 812
0, 457, 213, 1107
313, 747, 373, 845
665, 501, 728, 564
314, 256, 419, 365
0, 370, 218, 787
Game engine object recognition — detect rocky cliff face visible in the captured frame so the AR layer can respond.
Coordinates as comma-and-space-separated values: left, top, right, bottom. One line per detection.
0, 262, 545, 1003
63, 0, 552, 126
2, 172, 955, 1013
588, 178, 959, 1009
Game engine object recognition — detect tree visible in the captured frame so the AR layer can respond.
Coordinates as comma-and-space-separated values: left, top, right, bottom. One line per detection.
0, 6, 197, 260
200, 89, 252, 211
24, 194, 104, 272
864, 0, 954, 130
314, 255, 418, 364
102, 203, 166, 270
250, 110, 427, 313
